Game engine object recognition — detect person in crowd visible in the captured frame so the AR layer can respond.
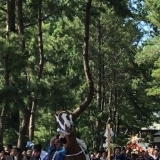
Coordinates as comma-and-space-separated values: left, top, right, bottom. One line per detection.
4, 145, 12, 156
153, 149, 159, 160
112, 147, 127, 160
0, 151, 6, 160
95, 151, 102, 160
5, 147, 21, 160
22, 151, 27, 160
112, 147, 121, 160
148, 147, 154, 158
90, 153, 95, 160
30, 144, 42, 160
11, 147, 21, 160
53, 139, 66, 160
31, 144, 48, 160
45, 136, 57, 160
26, 150, 32, 159
100, 151, 107, 160
120, 147, 130, 160
22, 151, 31, 160
26, 142, 34, 151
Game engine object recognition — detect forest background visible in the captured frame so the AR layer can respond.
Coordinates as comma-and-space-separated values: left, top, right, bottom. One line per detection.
0, 0, 160, 151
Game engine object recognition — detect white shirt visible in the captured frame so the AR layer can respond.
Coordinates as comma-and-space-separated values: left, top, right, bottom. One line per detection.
40, 150, 48, 160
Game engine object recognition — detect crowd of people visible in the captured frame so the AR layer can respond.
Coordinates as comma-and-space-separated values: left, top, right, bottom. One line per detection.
91, 146, 160, 160
0, 138, 159, 160
0, 137, 66, 160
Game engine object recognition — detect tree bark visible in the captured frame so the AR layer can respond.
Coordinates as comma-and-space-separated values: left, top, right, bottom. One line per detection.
0, 0, 15, 143
72, 0, 94, 121
101, 54, 105, 112
7, 0, 15, 32
16, 0, 30, 151
17, 107, 30, 150
29, 0, 44, 140
16, 0, 25, 50
29, 99, 37, 141
97, 19, 102, 112
0, 54, 10, 143
37, 0, 44, 80
95, 15, 103, 148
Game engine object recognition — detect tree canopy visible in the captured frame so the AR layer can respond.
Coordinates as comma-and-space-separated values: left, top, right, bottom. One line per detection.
0, 0, 159, 151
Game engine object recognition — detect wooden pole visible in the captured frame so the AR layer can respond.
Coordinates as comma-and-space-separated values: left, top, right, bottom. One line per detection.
106, 123, 111, 160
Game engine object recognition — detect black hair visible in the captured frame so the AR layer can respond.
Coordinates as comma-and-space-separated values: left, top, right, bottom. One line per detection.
33, 144, 41, 152
6, 144, 12, 149
114, 147, 121, 151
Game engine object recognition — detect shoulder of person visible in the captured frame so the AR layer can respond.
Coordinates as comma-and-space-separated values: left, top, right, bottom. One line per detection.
148, 156, 154, 160
58, 149, 66, 156
6, 156, 13, 160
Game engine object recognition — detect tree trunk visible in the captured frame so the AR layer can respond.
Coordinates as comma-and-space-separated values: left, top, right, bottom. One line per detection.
17, 107, 30, 150
116, 115, 120, 137
108, 90, 112, 120
101, 53, 105, 112
97, 18, 102, 113
72, 0, 94, 120
37, 0, 44, 80
95, 15, 103, 149
0, 53, 10, 143
7, 0, 15, 32
29, 0, 44, 140
29, 99, 37, 141
16, 0, 29, 152
0, 0, 15, 143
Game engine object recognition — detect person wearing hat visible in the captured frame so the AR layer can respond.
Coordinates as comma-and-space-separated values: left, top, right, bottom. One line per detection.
26, 141, 34, 151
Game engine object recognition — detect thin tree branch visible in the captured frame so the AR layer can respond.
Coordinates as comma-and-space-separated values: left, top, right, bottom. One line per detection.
37, 0, 44, 80
24, 11, 57, 28
72, 0, 94, 120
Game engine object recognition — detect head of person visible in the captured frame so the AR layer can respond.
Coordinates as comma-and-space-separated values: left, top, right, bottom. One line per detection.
144, 150, 149, 158
4, 144, 12, 154
26, 150, 32, 159
153, 149, 159, 157
102, 151, 107, 158
148, 147, 154, 155
114, 147, 121, 155
121, 147, 126, 154
90, 154, 95, 159
10, 147, 21, 157
54, 139, 63, 149
50, 136, 58, 147
32, 144, 41, 157
95, 151, 101, 159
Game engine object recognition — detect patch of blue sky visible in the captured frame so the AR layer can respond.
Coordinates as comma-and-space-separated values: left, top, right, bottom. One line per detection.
128, 0, 153, 46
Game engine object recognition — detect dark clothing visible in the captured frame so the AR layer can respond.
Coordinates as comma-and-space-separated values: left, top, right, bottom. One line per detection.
148, 156, 154, 160
112, 154, 126, 160
30, 155, 41, 160
6, 156, 14, 160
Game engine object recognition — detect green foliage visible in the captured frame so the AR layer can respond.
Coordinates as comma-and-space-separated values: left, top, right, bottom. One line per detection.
0, 0, 159, 151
